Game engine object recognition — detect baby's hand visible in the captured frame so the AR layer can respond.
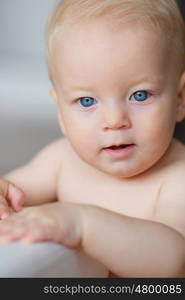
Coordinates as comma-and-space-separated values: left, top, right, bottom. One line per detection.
0, 178, 25, 220
0, 202, 83, 247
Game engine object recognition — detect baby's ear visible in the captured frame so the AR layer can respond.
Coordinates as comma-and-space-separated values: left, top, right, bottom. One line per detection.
176, 71, 185, 122
50, 88, 58, 102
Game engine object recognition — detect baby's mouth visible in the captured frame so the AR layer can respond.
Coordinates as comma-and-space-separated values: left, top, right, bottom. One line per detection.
104, 144, 134, 150
102, 143, 135, 158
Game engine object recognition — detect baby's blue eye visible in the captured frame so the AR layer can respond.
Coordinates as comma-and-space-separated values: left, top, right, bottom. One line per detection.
78, 97, 96, 107
131, 91, 151, 102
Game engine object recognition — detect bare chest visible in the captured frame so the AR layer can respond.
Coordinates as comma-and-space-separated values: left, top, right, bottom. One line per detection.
56, 154, 160, 220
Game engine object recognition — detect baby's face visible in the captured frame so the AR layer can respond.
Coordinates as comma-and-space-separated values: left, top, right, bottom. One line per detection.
52, 20, 184, 177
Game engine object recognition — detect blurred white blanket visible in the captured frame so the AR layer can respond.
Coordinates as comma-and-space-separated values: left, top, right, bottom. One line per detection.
0, 242, 108, 277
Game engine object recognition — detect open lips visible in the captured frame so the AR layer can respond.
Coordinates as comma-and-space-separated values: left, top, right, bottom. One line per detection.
102, 144, 135, 158
104, 144, 134, 150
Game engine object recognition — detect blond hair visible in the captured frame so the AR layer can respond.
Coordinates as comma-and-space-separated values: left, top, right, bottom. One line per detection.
46, 0, 185, 84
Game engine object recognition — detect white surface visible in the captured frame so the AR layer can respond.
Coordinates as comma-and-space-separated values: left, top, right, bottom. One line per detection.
0, 242, 108, 278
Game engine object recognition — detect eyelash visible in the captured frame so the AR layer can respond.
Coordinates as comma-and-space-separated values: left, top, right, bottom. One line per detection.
76, 97, 97, 108
76, 90, 153, 108
129, 91, 152, 102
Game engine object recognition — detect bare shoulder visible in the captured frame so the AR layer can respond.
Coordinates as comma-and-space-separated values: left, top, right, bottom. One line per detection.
4, 137, 69, 205
154, 140, 185, 237
161, 139, 185, 186
29, 137, 68, 165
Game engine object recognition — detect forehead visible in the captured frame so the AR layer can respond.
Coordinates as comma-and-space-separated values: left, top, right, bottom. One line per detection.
51, 20, 171, 86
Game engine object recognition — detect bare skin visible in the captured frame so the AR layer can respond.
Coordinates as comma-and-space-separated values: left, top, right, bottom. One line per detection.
0, 20, 185, 277
0, 178, 25, 219
0, 137, 185, 277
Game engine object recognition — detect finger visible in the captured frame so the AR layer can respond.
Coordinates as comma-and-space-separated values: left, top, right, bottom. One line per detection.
6, 183, 25, 212
0, 196, 10, 220
0, 221, 27, 243
0, 178, 25, 212
0, 222, 39, 244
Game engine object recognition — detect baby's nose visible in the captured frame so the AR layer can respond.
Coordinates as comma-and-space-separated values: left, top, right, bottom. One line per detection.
102, 104, 131, 130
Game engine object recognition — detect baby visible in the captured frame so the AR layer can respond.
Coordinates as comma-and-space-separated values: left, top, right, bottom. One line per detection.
0, 0, 185, 277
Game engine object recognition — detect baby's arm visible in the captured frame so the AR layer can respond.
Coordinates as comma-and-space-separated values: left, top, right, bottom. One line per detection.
81, 205, 185, 277
3, 138, 64, 207
0, 200, 184, 277
0, 162, 184, 277
81, 168, 185, 277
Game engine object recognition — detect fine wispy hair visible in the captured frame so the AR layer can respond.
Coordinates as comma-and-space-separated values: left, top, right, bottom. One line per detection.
46, 0, 185, 84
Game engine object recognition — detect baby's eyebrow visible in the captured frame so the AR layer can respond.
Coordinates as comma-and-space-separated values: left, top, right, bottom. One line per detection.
68, 77, 163, 90
67, 85, 95, 92
130, 76, 164, 86
62, 76, 164, 95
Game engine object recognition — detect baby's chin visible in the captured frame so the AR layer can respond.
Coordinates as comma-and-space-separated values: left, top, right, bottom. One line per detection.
97, 165, 149, 179
86, 154, 167, 179
81, 158, 152, 179
71, 143, 165, 179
